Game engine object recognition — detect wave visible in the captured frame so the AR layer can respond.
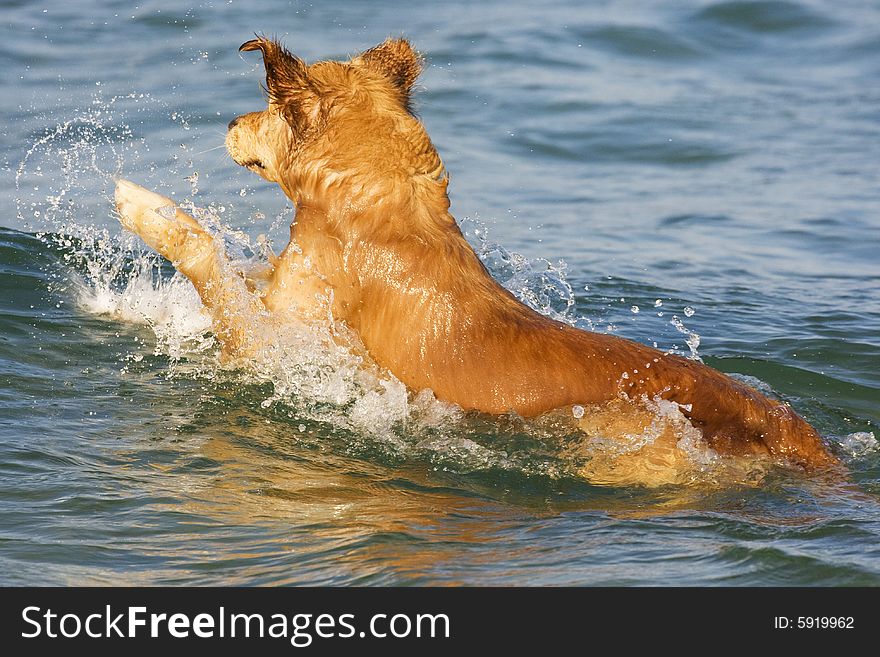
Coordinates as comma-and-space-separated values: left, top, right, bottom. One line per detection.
691, 1, 834, 34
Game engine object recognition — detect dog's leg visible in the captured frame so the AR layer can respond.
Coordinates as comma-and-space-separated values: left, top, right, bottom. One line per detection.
572, 398, 698, 486
261, 243, 334, 323
114, 179, 265, 352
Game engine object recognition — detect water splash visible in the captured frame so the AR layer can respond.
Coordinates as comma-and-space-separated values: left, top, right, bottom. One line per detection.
461, 215, 586, 327
836, 432, 878, 459
670, 314, 702, 360
76, 254, 214, 361
14, 90, 200, 236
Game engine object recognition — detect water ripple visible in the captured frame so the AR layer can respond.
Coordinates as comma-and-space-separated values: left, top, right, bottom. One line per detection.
691, 1, 835, 34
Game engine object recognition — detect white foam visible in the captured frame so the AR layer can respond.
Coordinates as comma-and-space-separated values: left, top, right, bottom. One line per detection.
836, 432, 878, 458
79, 261, 213, 359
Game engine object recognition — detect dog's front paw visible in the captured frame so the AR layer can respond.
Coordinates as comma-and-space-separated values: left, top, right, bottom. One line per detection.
114, 179, 178, 229
115, 179, 205, 232
114, 179, 211, 269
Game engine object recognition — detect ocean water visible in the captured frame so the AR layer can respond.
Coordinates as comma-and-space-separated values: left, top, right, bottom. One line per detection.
1, 0, 879, 585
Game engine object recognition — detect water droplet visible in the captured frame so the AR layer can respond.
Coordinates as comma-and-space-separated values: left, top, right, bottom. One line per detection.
683, 306, 695, 317
184, 171, 199, 195
670, 315, 701, 360
572, 405, 585, 419
630, 305, 639, 314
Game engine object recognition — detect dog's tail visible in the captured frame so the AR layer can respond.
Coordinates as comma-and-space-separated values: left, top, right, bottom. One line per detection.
655, 353, 838, 469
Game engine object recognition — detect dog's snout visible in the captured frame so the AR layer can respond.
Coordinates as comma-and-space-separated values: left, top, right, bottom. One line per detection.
227, 116, 242, 131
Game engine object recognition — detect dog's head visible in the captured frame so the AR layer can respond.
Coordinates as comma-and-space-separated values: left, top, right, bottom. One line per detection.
226, 36, 445, 203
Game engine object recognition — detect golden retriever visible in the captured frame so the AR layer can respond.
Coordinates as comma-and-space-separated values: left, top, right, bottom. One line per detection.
114, 37, 836, 483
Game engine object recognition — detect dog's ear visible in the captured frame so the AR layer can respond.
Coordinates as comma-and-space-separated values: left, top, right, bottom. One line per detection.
240, 36, 310, 101
355, 38, 423, 101
240, 36, 318, 131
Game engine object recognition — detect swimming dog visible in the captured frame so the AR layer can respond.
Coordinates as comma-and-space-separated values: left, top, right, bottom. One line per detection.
114, 37, 836, 481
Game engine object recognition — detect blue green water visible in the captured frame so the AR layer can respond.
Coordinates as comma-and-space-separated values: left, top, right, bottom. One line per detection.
1, 0, 878, 585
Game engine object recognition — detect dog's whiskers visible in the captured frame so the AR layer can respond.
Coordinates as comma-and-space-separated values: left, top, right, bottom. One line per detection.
193, 144, 226, 156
